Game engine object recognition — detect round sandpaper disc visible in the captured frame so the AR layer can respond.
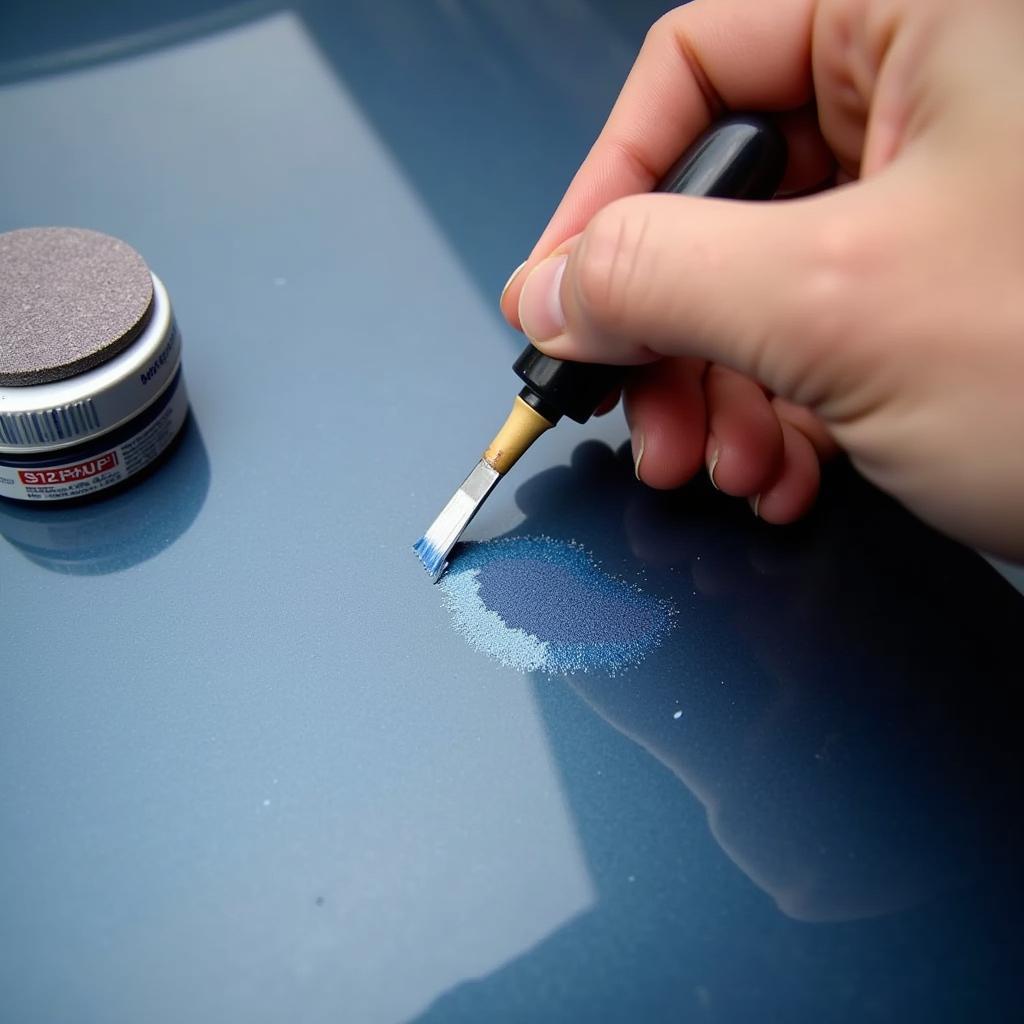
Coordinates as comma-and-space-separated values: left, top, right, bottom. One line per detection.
0, 227, 154, 386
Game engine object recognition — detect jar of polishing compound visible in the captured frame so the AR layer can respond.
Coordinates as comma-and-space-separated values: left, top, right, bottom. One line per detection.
0, 227, 190, 503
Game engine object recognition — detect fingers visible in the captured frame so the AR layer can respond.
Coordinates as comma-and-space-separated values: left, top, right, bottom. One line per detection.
752, 421, 820, 523
500, 0, 817, 326
623, 359, 828, 523
703, 365, 784, 496
704, 390, 822, 524
770, 397, 839, 459
622, 357, 707, 489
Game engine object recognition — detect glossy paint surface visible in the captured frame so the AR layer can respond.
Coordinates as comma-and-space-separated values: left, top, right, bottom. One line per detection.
1, 3, 1021, 1022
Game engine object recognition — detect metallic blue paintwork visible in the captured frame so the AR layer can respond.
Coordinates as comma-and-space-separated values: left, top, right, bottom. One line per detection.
1, 3, 1021, 1021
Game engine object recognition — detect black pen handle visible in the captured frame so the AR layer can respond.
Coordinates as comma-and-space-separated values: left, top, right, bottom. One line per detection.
513, 114, 787, 424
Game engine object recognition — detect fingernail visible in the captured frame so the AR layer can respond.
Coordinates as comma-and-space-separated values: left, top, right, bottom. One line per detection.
750, 494, 762, 518
708, 447, 721, 490
499, 260, 528, 305
518, 254, 567, 342
632, 431, 645, 481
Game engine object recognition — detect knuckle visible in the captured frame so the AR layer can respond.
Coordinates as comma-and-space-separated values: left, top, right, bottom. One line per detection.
644, 11, 677, 50
782, 207, 889, 407
572, 199, 653, 340
794, 212, 874, 347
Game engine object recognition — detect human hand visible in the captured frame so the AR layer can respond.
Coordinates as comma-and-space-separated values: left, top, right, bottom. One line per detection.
499, 0, 1024, 560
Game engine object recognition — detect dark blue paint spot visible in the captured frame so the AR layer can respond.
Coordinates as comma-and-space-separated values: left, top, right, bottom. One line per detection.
438, 536, 673, 675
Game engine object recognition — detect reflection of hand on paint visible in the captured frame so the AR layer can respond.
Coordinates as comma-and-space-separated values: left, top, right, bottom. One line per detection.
514, 444, 1020, 923
509, 440, 631, 555
500, 0, 1024, 562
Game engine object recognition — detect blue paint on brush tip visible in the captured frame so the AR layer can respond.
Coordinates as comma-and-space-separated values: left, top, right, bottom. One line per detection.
413, 536, 446, 578
437, 535, 674, 676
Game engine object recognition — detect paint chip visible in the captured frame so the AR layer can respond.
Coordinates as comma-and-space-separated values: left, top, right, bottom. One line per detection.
437, 535, 674, 676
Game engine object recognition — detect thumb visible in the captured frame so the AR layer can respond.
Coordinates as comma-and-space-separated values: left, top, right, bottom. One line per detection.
517, 188, 875, 414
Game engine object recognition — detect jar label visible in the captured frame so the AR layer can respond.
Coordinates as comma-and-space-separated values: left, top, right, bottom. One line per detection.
0, 373, 189, 502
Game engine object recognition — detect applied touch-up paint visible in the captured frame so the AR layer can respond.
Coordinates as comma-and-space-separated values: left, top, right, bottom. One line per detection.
438, 536, 674, 676
0, 228, 189, 503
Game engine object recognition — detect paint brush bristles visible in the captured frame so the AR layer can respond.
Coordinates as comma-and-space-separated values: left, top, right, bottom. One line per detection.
413, 459, 500, 580
413, 396, 554, 581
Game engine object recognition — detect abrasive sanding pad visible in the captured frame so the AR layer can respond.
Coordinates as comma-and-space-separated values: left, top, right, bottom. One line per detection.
0, 227, 154, 386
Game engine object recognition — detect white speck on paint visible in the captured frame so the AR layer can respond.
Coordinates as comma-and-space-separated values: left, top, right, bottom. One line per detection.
273, 276, 287, 286
262, 799, 271, 807
628, 875, 636, 883
673, 710, 683, 720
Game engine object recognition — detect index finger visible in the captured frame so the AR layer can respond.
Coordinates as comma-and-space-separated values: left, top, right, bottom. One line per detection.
501, 0, 816, 327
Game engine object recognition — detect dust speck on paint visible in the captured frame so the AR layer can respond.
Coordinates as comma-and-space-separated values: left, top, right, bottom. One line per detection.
673, 709, 683, 720
437, 535, 674, 676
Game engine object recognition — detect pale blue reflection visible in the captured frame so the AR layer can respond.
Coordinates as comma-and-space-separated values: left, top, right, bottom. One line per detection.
0, 1, 274, 84
0, 10, 608, 1023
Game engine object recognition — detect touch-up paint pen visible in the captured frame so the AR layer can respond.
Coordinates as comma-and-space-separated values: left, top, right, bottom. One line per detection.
414, 115, 787, 581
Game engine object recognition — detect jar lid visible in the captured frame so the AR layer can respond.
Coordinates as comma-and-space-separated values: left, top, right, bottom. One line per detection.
0, 272, 179, 454
0, 227, 154, 386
